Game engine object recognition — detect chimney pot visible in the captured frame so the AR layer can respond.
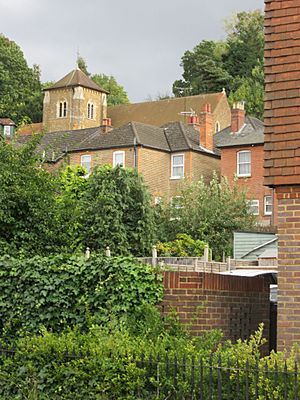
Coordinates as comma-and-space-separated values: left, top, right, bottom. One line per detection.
231, 102, 245, 133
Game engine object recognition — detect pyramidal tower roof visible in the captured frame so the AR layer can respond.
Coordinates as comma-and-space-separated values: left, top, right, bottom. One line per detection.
46, 68, 109, 93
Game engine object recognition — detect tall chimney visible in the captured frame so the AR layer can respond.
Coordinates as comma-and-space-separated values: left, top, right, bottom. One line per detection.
101, 117, 113, 133
199, 103, 213, 151
231, 102, 245, 133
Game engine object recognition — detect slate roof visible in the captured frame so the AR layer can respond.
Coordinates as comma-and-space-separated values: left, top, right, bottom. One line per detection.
16, 121, 219, 162
46, 69, 109, 93
108, 92, 227, 128
214, 116, 264, 148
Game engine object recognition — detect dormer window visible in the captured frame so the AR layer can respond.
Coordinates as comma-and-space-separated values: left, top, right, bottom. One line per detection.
58, 101, 67, 118
87, 103, 94, 119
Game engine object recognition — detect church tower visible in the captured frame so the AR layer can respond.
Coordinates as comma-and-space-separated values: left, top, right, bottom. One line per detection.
42, 68, 108, 133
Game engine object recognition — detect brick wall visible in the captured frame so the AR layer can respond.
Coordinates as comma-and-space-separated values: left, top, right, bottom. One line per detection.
161, 271, 270, 342
222, 145, 277, 225
138, 147, 171, 199
264, 0, 300, 186
68, 147, 135, 170
276, 186, 300, 349
264, 0, 300, 350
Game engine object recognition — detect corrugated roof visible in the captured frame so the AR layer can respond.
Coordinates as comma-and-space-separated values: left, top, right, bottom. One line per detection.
46, 69, 109, 93
214, 116, 264, 148
108, 92, 226, 128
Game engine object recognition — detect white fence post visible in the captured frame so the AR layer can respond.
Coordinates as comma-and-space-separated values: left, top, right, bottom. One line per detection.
152, 245, 157, 266
85, 247, 90, 260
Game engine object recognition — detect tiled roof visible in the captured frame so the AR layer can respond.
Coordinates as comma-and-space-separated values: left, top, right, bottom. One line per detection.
108, 92, 226, 128
16, 121, 220, 162
46, 69, 109, 93
0, 118, 15, 126
214, 116, 264, 148
17, 122, 43, 135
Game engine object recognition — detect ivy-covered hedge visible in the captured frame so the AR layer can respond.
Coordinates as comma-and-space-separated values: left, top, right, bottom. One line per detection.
0, 254, 163, 338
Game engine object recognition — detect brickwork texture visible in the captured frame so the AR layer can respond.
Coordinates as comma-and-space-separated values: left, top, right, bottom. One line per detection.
161, 271, 270, 343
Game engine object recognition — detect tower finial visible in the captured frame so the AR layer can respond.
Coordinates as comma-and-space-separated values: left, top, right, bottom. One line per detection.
76, 46, 80, 69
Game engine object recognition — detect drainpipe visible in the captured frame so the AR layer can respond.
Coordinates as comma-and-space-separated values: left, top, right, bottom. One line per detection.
133, 137, 138, 169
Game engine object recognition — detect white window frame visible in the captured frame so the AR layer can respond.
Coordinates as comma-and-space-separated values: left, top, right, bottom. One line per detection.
87, 102, 95, 119
247, 200, 259, 216
171, 154, 184, 179
237, 150, 251, 177
113, 151, 125, 167
81, 154, 92, 174
264, 195, 273, 215
57, 101, 67, 118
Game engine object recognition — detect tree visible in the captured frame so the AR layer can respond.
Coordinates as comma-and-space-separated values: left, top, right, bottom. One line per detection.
76, 55, 129, 106
157, 174, 256, 259
91, 73, 129, 106
0, 34, 43, 124
0, 136, 59, 254
173, 10, 264, 119
223, 10, 264, 79
79, 165, 155, 256
173, 41, 231, 96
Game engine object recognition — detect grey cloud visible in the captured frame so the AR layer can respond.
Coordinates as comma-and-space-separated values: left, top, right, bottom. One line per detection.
0, 0, 263, 102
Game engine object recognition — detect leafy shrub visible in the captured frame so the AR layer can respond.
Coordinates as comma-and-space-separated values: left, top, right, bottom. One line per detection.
156, 233, 206, 257
0, 254, 163, 339
0, 324, 298, 399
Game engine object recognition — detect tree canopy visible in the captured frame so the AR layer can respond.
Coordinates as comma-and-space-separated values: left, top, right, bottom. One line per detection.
0, 34, 43, 125
79, 165, 155, 256
172, 10, 264, 119
157, 174, 256, 259
76, 55, 129, 106
91, 74, 129, 106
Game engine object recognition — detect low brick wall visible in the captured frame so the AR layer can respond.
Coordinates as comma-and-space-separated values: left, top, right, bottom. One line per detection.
161, 271, 270, 343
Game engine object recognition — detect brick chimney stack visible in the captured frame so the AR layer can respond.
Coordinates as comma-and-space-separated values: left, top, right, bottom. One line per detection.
231, 102, 245, 133
101, 117, 113, 133
199, 103, 213, 151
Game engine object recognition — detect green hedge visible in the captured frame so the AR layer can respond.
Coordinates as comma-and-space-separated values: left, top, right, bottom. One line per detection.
0, 325, 299, 399
0, 254, 163, 338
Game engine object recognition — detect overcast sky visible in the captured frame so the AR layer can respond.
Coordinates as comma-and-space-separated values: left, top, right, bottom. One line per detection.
0, 0, 263, 102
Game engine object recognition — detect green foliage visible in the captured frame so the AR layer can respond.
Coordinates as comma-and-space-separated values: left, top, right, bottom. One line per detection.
156, 234, 206, 257
173, 10, 264, 119
0, 138, 60, 255
173, 40, 231, 96
0, 34, 43, 124
157, 174, 256, 259
0, 253, 163, 339
55, 165, 88, 250
91, 73, 129, 106
80, 165, 155, 256
0, 323, 297, 399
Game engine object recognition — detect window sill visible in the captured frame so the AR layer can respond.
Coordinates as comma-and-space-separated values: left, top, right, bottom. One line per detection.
237, 174, 251, 178
170, 176, 184, 180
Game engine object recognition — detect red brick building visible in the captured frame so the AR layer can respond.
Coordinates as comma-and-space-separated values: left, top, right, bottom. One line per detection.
264, 0, 300, 350
215, 103, 277, 226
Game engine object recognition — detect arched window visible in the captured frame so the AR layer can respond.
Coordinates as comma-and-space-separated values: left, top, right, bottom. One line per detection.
58, 101, 67, 118
87, 102, 94, 119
